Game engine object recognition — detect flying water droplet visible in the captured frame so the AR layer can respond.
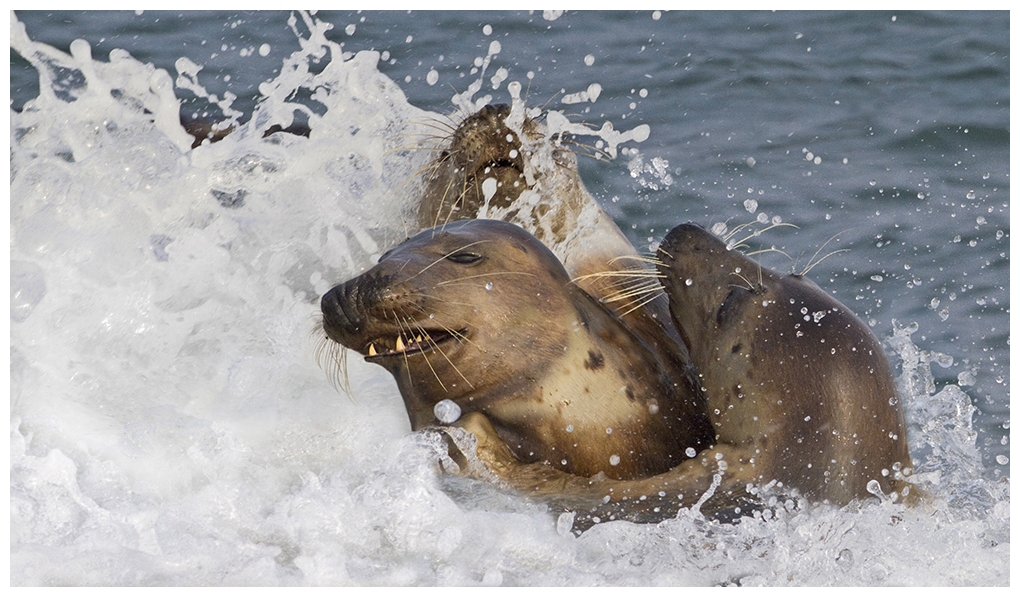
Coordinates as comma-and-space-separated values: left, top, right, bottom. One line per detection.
434, 399, 462, 424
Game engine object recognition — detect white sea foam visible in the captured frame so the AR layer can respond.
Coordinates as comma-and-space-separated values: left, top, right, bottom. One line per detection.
9, 12, 1008, 586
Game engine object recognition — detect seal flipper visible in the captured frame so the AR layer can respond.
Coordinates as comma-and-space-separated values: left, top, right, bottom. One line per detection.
438, 414, 768, 531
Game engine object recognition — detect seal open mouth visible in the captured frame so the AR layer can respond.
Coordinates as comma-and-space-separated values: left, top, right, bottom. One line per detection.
363, 328, 465, 360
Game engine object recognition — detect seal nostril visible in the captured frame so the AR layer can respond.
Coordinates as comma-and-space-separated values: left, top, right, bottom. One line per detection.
321, 285, 364, 334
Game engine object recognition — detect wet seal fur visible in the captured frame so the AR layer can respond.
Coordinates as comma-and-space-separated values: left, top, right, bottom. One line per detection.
657, 224, 914, 504
441, 223, 915, 528
321, 103, 914, 530
321, 219, 713, 482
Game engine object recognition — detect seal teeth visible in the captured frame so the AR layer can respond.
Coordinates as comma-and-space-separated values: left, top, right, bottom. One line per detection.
364, 329, 457, 358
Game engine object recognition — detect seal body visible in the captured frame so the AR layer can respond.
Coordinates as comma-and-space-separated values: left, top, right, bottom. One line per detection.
655, 223, 914, 504
321, 103, 914, 528
321, 219, 713, 480
428, 223, 914, 530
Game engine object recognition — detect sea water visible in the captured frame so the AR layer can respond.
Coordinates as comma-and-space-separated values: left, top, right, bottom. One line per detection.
9, 11, 1009, 585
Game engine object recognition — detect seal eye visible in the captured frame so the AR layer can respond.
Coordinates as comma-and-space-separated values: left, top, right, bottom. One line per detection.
446, 251, 484, 264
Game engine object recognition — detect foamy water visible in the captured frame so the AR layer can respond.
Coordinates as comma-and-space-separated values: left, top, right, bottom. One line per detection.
9, 12, 1009, 586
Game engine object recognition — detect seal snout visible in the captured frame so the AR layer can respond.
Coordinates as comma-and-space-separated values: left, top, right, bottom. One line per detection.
321, 280, 372, 341
451, 103, 523, 172
321, 269, 466, 361
656, 222, 704, 276
659, 222, 714, 258
322, 273, 393, 340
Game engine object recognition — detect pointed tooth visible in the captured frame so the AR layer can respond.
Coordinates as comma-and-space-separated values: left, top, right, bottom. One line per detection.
415, 335, 423, 343
395, 335, 405, 352
368, 343, 377, 356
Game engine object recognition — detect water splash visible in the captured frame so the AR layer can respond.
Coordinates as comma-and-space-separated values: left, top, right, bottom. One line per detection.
9, 11, 1008, 586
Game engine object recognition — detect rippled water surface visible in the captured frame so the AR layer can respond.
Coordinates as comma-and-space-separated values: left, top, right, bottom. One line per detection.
10, 10, 1009, 586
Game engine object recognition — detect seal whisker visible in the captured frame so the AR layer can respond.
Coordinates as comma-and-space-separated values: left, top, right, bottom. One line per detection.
400, 303, 484, 353
314, 333, 354, 399
727, 222, 800, 250
558, 137, 614, 162
798, 229, 853, 276
409, 317, 477, 391
571, 269, 664, 283
570, 266, 664, 310
451, 175, 483, 227
721, 218, 794, 243
576, 271, 666, 319
728, 271, 759, 293
391, 313, 427, 390
601, 279, 665, 303
438, 101, 477, 130
384, 142, 448, 156
391, 306, 477, 391
608, 254, 666, 267
398, 313, 449, 391
395, 125, 453, 139
744, 247, 793, 261
599, 279, 665, 309
386, 126, 452, 145
617, 288, 667, 317
410, 114, 462, 137
537, 90, 564, 114
800, 248, 850, 277
311, 311, 353, 397
418, 150, 455, 180
438, 171, 477, 231
594, 276, 660, 296
722, 221, 753, 242
399, 152, 455, 196
393, 148, 456, 199
427, 164, 467, 232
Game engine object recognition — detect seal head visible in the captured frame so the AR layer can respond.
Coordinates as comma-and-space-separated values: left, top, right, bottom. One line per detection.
322, 219, 714, 481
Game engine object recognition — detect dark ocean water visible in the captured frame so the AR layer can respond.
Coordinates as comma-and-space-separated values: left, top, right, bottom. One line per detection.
11, 10, 1009, 473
